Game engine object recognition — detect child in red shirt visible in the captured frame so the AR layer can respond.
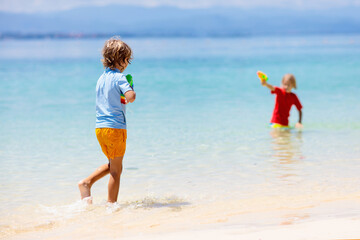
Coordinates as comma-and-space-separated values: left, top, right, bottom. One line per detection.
261, 74, 303, 128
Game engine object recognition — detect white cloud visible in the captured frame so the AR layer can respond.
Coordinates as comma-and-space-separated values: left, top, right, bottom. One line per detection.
1, 0, 360, 13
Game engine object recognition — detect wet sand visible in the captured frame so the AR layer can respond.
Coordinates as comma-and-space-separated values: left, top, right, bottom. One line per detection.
7, 198, 360, 240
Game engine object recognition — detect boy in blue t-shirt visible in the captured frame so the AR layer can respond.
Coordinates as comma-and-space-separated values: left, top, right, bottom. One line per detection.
78, 38, 136, 204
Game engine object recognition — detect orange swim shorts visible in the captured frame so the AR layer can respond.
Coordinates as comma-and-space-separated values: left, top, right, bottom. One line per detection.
95, 128, 127, 159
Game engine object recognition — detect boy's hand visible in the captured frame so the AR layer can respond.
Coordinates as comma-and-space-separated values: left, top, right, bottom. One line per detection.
261, 81, 275, 91
124, 90, 136, 103
295, 122, 303, 129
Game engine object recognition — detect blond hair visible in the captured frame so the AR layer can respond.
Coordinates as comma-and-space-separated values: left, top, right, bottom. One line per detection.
101, 37, 133, 71
282, 73, 297, 89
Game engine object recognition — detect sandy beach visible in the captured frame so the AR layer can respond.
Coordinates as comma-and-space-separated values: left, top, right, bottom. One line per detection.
128, 218, 360, 240
122, 218, 360, 240
8, 212, 360, 240
5, 197, 360, 240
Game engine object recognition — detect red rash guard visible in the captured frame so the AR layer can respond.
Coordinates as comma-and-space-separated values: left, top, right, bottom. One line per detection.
270, 87, 302, 126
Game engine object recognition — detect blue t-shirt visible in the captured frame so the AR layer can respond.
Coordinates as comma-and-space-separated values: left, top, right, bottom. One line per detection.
95, 68, 133, 129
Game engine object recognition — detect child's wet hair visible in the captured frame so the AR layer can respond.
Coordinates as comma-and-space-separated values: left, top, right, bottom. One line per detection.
282, 74, 297, 89
101, 37, 133, 71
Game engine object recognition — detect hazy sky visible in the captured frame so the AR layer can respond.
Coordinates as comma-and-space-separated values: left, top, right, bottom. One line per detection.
1, 0, 360, 13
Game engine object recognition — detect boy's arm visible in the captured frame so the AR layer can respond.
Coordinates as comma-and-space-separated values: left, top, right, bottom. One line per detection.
261, 80, 275, 91
295, 110, 303, 128
119, 75, 135, 103
124, 90, 136, 103
294, 95, 303, 128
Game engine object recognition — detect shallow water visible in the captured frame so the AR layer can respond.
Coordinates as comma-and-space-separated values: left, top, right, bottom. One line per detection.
0, 35, 360, 238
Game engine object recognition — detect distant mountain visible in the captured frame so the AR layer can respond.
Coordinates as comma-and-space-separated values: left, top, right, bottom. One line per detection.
1, 5, 360, 38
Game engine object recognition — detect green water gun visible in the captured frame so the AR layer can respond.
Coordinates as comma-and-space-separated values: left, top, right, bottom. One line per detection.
126, 74, 134, 88
121, 74, 134, 104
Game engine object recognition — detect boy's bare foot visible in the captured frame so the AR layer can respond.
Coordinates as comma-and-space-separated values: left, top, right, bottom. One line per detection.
78, 180, 92, 203
82, 196, 93, 204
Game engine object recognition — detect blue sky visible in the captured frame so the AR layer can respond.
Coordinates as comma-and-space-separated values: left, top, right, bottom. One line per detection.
1, 0, 360, 13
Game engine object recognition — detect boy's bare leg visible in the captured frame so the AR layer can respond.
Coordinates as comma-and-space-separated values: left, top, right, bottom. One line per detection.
78, 163, 110, 201
108, 156, 124, 203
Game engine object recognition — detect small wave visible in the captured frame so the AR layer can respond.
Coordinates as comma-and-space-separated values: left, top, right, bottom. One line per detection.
39, 198, 93, 219
0, 199, 97, 238
40, 195, 190, 216
105, 202, 122, 214
123, 195, 191, 210
0, 195, 191, 238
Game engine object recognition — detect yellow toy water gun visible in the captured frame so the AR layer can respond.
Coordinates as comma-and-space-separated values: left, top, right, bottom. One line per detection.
257, 71, 268, 82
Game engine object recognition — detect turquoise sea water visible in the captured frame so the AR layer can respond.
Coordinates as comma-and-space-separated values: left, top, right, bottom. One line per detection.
1, 35, 360, 238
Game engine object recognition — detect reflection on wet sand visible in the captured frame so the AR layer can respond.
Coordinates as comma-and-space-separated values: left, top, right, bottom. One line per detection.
270, 129, 303, 163
269, 129, 310, 224
269, 129, 304, 183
